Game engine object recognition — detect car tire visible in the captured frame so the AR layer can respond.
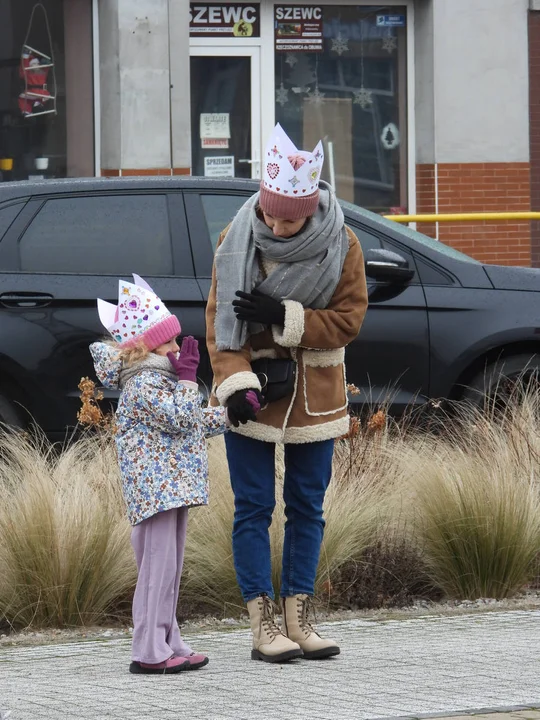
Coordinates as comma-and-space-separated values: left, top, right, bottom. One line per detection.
461, 353, 540, 409
0, 392, 24, 429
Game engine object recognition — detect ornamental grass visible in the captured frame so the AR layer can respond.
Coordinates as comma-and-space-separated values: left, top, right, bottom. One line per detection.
0, 379, 540, 629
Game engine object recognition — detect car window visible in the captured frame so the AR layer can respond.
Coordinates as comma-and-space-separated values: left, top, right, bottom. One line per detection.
200, 194, 246, 250
19, 195, 173, 274
0, 203, 23, 241
340, 199, 481, 264
415, 257, 454, 285
343, 221, 382, 254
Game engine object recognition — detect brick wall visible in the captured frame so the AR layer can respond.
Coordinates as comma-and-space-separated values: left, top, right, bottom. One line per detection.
529, 10, 540, 267
415, 163, 531, 266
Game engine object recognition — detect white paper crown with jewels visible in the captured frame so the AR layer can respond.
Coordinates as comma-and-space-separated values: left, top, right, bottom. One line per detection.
97, 274, 181, 350
260, 124, 325, 220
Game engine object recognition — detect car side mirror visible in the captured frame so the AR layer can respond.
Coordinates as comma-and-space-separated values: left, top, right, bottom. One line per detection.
365, 248, 415, 283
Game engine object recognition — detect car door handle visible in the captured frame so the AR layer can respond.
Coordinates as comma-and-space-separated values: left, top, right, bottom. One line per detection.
0, 292, 54, 308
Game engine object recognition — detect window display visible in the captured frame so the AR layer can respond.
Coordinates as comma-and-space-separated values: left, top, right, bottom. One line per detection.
275, 5, 408, 213
0, 0, 93, 181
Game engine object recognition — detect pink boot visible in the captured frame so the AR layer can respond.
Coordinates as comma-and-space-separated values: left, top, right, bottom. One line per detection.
184, 652, 209, 670
129, 655, 191, 674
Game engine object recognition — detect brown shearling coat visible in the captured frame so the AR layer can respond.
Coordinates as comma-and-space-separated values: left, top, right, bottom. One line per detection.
206, 226, 368, 444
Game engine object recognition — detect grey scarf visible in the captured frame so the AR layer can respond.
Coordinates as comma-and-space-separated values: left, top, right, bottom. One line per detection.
214, 181, 349, 351
119, 353, 177, 388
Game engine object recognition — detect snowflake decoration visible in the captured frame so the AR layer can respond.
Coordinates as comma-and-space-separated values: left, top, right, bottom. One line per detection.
331, 33, 349, 56
382, 36, 397, 54
276, 83, 289, 107
353, 88, 373, 110
285, 53, 298, 68
306, 87, 325, 105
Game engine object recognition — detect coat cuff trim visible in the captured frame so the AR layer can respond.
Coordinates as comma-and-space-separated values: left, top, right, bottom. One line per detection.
216, 371, 262, 405
272, 300, 304, 348
231, 415, 350, 444
302, 347, 345, 368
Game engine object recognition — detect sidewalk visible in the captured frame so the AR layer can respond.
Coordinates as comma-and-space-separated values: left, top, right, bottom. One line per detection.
0, 610, 539, 720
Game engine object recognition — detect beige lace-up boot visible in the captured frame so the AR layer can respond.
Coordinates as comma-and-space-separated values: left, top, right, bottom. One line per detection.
247, 594, 303, 663
282, 594, 340, 659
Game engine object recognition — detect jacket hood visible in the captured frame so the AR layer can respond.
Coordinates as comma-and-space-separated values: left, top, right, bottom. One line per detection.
90, 342, 122, 389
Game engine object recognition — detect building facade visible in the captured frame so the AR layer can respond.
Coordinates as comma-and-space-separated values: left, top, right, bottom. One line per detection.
1, 0, 539, 266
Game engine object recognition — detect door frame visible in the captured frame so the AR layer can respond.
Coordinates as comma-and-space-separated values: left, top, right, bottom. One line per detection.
189, 46, 262, 179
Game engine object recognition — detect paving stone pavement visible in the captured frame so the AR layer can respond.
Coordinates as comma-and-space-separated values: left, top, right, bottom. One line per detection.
0, 610, 539, 720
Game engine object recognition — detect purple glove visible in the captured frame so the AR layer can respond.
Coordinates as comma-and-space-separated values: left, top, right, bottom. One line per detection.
245, 390, 261, 413
167, 336, 199, 383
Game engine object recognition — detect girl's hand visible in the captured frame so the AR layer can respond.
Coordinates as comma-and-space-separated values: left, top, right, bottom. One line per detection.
167, 336, 199, 383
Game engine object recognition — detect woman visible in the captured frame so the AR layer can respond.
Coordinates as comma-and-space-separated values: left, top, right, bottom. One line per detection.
205, 124, 368, 663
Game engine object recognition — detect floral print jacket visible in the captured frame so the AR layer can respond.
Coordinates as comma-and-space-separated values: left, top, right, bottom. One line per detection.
90, 342, 228, 526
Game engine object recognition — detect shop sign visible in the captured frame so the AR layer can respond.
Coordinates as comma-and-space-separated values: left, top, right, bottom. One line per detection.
275, 6, 323, 52
189, 4, 260, 37
204, 156, 235, 178
376, 14, 406, 27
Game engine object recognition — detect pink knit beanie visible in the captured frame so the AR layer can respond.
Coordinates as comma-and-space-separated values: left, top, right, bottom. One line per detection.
260, 154, 319, 220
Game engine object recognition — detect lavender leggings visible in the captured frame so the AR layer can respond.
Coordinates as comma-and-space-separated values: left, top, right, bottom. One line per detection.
131, 507, 193, 664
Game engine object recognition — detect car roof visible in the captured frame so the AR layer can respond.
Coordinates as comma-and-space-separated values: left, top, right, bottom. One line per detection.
0, 176, 260, 203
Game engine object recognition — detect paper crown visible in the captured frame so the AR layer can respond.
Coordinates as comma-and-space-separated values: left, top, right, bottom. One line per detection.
97, 274, 181, 350
262, 123, 324, 198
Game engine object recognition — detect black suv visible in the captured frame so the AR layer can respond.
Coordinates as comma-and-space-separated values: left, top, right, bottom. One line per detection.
0, 176, 539, 438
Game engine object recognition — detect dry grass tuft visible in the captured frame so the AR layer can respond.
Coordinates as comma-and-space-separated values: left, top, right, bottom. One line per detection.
0, 429, 135, 629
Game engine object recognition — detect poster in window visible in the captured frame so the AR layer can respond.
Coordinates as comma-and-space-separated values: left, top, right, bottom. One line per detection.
275, 6, 323, 52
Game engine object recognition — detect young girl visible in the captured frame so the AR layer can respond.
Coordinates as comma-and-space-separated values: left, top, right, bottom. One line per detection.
90, 274, 259, 675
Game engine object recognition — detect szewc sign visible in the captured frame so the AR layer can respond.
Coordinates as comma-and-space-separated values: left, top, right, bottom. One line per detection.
189, 3, 260, 37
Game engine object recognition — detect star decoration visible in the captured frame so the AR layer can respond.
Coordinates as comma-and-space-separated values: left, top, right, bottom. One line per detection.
276, 83, 289, 107
353, 88, 373, 110
382, 35, 397, 54
289, 175, 300, 187
285, 53, 298, 67
331, 33, 349, 56
306, 87, 325, 105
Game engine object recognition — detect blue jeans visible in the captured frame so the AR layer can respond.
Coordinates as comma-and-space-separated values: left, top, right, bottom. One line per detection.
224, 432, 334, 601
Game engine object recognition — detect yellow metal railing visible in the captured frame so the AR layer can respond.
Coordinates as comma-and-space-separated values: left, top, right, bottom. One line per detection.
383, 212, 540, 224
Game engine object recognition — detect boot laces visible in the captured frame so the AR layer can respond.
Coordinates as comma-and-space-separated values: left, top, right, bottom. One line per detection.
259, 595, 283, 639
298, 595, 318, 637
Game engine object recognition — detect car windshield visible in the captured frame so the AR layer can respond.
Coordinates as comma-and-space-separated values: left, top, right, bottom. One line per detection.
339, 200, 481, 265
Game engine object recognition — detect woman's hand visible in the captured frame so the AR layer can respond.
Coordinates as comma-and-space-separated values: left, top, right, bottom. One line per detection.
167, 336, 199, 383
226, 389, 263, 427
233, 289, 286, 327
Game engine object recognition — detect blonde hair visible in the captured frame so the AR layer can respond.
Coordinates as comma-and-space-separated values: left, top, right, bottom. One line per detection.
104, 338, 151, 367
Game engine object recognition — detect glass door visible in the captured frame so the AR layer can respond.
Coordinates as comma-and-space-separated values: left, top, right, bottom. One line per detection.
190, 47, 261, 179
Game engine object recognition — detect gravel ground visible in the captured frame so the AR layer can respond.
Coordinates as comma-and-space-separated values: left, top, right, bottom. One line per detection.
2, 592, 540, 648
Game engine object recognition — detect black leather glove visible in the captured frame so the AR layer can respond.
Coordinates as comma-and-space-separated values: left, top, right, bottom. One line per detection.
233, 289, 286, 327
226, 389, 263, 427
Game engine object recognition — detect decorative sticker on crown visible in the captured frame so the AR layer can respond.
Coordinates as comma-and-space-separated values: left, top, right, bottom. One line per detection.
267, 162, 280, 179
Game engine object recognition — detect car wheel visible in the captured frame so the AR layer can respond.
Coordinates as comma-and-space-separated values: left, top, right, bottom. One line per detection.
461, 353, 540, 409
0, 392, 24, 429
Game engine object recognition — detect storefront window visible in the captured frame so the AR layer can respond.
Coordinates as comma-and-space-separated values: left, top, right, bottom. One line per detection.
0, 0, 94, 182
275, 5, 408, 212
